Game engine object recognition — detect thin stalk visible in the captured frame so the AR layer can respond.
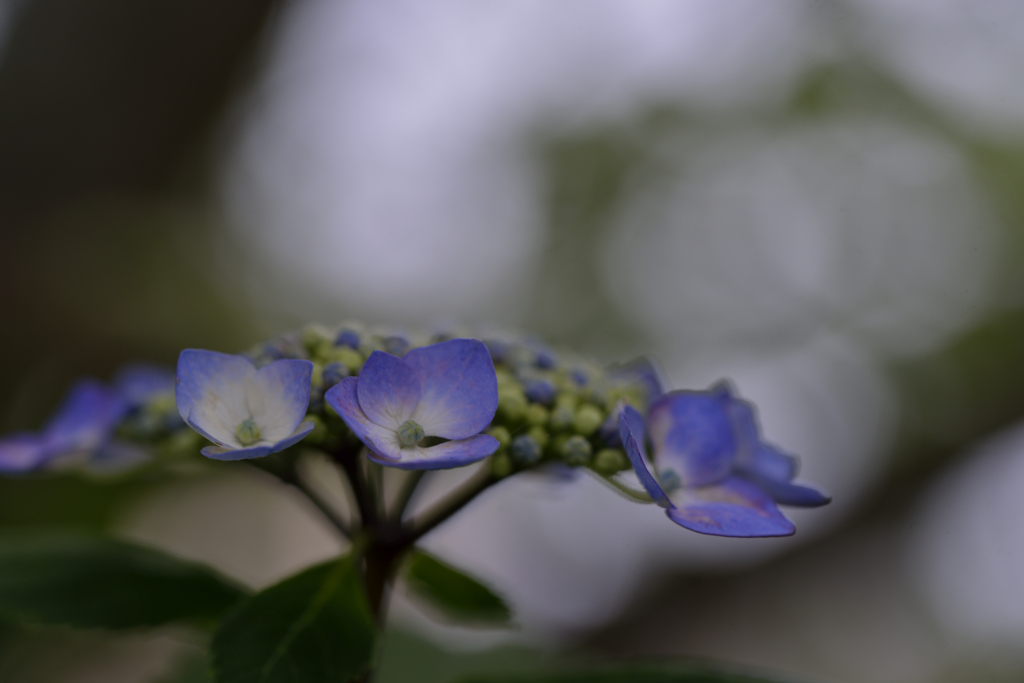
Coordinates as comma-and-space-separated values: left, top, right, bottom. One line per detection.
391, 470, 426, 521
404, 468, 499, 544
287, 474, 353, 540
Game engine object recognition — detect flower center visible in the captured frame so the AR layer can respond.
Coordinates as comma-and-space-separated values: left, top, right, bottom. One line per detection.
236, 418, 262, 446
397, 419, 425, 447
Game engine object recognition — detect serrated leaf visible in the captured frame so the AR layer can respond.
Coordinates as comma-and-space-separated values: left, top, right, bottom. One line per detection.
212, 554, 376, 683
404, 550, 511, 626
456, 664, 795, 683
0, 532, 249, 629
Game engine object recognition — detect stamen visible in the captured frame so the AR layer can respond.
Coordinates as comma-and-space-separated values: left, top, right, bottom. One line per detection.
236, 418, 261, 446
397, 419, 425, 447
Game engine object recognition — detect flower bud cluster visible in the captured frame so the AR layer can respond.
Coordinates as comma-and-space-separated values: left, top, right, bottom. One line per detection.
243, 323, 653, 478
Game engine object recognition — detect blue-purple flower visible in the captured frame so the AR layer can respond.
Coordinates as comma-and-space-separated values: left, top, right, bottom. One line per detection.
618, 382, 829, 537
0, 379, 129, 472
325, 339, 500, 470
175, 349, 315, 461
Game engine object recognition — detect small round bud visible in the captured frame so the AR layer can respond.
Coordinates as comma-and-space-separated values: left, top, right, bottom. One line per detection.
534, 348, 557, 370
549, 403, 576, 432
510, 434, 542, 465
236, 418, 261, 446
573, 404, 604, 436
592, 448, 629, 475
525, 403, 549, 427
334, 328, 361, 349
486, 426, 511, 449
571, 368, 589, 387
264, 337, 306, 361
384, 335, 410, 356
527, 425, 549, 449
301, 325, 334, 356
524, 378, 556, 405
321, 362, 349, 389
498, 388, 527, 422
490, 452, 513, 478
359, 336, 387, 357
560, 435, 592, 466
398, 420, 425, 447
325, 346, 364, 372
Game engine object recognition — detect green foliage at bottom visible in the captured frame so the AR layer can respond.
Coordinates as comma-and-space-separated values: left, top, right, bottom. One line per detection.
211, 554, 376, 683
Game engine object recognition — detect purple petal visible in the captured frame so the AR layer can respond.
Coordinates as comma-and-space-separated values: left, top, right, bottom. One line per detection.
201, 421, 316, 461
113, 363, 175, 407
742, 473, 831, 507
325, 377, 403, 459
610, 357, 665, 402
740, 443, 799, 483
665, 476, 795, 537
249, 359, 313, 442
404, 339, 498, 440
618, 406, 672, 507
365, 433, 499, 470
0, 434, 49, 472
43, 379, 128, 455
647, 390, 736, 488
357, 351, 422, 429
175, 349, 255, 441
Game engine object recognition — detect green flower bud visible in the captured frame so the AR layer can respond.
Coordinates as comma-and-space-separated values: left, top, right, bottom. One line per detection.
573, 404, 604, 436
491, 452, 513, 478
486, 426, 511, 449
593, 448, 629, 475
358, 336, 387, 357
525, 403, 549, 427
398, 420, 425, 447
236, 418, 261, 446
310, 362, 325, 389
301, 324, 335, 357
498, 388, 528, 422
527, 425, 550, 449
560, 435, 592, 466
549, 394, 578, 431
324, 346, 364, 373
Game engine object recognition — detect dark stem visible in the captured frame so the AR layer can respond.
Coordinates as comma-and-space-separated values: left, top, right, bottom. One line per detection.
405, 467, 499, 545
391, 470, 426, 521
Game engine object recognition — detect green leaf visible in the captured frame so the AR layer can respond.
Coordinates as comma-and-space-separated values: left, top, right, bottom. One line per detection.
0, 532, 249, 629
455, 664, 795, 683
403, 550, 511, 626
211, 554, 376, 683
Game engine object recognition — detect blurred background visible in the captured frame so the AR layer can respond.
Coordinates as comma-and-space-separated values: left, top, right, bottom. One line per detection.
4, 0, 1024, 681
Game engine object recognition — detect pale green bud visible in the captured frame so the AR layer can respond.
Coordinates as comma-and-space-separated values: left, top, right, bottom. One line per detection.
527, 425, 549, 449
236, 418, 261, 446
593, 448, 629, 475
510, 434, 542, 465
525, 403, 549, 427
398, 420, 425, 447
486, 426, 511, 449
573, 404, 603, 436
560, 435, 592, 466
498, 388, 527, 422
491, 452, 513, 478
325, 346, 364, 372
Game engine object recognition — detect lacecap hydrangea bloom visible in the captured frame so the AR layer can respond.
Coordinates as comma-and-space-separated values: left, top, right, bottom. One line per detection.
618, 381, 830, 537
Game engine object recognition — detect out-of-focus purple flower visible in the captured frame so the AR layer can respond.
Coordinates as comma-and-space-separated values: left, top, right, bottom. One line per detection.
176, 349, 315, 461
325, 339, 499, 470
113, 363, 176, 408
0, 379, 129, 473
618, 382, 829, 538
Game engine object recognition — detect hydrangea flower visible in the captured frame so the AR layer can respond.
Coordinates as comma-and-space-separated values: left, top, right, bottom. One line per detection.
618, 382, 829, 537
325, 338, 500, 470
176, 349, 315, 461
0, 379, 128, 472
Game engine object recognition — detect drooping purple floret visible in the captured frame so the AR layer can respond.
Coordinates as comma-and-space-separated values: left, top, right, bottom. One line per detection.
618, 382, 829, 538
